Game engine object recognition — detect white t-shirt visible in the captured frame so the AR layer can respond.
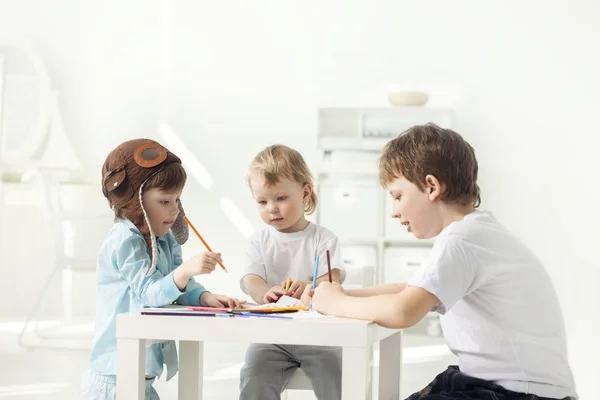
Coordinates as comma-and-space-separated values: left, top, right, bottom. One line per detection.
408, 210, 577, 399
240, 222, 346, 293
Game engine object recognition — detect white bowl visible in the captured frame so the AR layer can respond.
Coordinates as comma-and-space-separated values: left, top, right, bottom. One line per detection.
388, 91, 429, 106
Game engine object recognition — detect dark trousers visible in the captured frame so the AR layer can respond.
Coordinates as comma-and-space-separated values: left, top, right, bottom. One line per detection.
406, 366, 573, 400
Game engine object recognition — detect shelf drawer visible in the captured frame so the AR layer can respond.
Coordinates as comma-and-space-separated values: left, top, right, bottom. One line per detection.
319, 180, 380, 240
340, 245, 376, 288
383, 247, 431, 284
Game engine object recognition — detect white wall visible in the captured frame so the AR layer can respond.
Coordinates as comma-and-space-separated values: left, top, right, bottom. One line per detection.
1, 1, 598, 397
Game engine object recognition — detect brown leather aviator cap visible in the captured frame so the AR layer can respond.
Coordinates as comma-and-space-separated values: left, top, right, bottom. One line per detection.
101, 138, 189, 273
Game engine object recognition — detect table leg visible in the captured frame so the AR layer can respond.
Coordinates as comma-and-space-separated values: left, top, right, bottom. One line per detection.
378, 331, 402, 400
116, 337, 145, 400
178, 340, 203, 400
342, 346, 371, 400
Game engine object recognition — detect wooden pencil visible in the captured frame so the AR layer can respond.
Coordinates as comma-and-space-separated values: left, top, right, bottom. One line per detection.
184, 216, 228, 272
326, 249, 332, 282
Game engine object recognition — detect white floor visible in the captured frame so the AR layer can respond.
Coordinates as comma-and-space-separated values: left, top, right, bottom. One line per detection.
1, 319, 457, 399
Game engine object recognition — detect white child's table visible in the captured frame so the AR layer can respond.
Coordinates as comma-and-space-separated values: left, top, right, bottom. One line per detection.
116, 313, 402, 400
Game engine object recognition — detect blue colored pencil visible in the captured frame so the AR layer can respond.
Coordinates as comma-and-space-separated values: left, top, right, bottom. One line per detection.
312, 255, 320, 289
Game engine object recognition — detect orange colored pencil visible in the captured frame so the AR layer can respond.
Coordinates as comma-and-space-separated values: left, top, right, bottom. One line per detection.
184, 216, 228, 273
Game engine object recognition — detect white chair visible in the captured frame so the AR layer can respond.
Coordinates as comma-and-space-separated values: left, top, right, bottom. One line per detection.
18, 168, 112, 349
282, 368, 313, 399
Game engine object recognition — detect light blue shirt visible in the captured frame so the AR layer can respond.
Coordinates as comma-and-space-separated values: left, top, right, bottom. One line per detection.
88, 219, 208, 380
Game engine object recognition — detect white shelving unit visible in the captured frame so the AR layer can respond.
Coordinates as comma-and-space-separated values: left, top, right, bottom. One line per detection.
315, 107, 454, 336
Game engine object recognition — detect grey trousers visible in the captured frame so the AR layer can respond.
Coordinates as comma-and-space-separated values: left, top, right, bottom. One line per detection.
239, 343, 342, 400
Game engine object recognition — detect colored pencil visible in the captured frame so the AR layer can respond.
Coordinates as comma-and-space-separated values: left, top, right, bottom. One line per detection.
312, 255, 319, 289
326, 249, 332, 282
184, 216, 228, 272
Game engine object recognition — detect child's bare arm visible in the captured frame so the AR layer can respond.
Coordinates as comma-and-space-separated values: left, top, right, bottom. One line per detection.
173, 252, 223, 290
312, 283, 438, 329
345, 282, 407, 297
243, 274, 271, 304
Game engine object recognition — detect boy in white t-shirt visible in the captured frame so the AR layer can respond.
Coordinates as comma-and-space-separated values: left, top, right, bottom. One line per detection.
239, 144, 346, 400
303, 124, 577, 400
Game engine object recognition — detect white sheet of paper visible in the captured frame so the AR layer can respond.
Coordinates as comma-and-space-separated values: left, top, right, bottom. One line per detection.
275, 295, 302, 306
248, 295, 302, 309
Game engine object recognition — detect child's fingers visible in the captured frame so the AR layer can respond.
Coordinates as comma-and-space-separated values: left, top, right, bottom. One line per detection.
272, 291, 285, 301
292, 287, 304, 299
272, 286, 286, 295
203, 266, 216, 274
301, 285, 314, 299
230, 298, 242, 308
222, 297, 235, 308
200, 259, 216, 271
264, 286, 286, 303
301, 284, 312, 295
215, 298, 227, 307
200, 264, 216, 275
266, 294, 278, 303
289, 282, 303, 298
265, 291, 278, 302
300, 286, 314, 306
289, 281, 301, 292
204, 252, 223, 264
203, 253, 222, 265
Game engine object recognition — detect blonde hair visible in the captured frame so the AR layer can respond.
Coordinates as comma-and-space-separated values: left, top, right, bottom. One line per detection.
247, 144, 318, 215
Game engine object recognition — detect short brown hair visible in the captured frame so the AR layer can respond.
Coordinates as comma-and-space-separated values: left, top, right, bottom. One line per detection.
247, 144, 318, 215
379, 123, 481, 207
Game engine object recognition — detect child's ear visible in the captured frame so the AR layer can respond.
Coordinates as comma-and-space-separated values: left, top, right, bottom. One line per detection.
302, 183, 312, 202
425, 175, 444, 201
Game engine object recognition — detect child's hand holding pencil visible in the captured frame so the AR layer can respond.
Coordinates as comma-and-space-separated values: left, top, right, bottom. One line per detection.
309, 281, 345, 315
184, 216, 228, 273
281, 278, 308, 299
181, 251, 223, 276
301, 250, 336, 308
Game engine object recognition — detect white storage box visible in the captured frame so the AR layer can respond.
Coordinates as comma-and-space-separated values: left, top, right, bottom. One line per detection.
319, 180, 380, 240
340, 246, 376, 289
383, 247, 431, 284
